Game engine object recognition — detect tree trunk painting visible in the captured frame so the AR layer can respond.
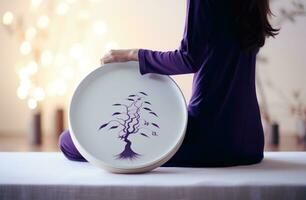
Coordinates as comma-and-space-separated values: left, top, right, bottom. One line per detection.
98, 91, 160, 160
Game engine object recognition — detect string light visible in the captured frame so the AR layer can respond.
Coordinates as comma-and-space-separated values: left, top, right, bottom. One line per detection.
20, 79, 32, 90
33, 87, 45, 101
17, 85, 29, 100
56, 2, 69, 15
27, 61, 38, 75
2, 11, 14, 25
25, 27, 37, 41
37, 15, 49, 29
40, 50, 53, 66
66, 0, 77, 4
18, 79, 32, 101
1, 1, 121, 110
54, 53, 65, 66
62, 66, 74, 80
48, 79, 67, 96
18, 67, 30, 80
55, 80, 67, 96
20, 41, 32, 55
92, 21, 107, 35
78, 9, 90, 20
78, 57, 90, 69
27, 98, 37, 110
31, 0, 43, 8
69, 43, 83, 59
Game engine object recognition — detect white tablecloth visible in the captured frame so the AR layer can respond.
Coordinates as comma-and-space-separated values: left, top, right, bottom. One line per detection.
0, 152, 306, 200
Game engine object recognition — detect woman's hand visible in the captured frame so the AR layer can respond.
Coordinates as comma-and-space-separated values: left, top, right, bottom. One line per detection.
100, 49, 139, 65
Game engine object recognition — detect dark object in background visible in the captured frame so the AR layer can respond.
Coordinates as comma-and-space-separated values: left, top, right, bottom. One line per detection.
271, 122, 280, 146
28, 111, 42, 146
55, 108, 64, 138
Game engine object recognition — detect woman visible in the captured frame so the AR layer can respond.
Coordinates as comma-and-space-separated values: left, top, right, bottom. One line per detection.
59, 0, 278, 167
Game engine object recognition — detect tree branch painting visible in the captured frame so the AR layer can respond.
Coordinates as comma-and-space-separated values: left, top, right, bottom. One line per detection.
98, 91, 160, 160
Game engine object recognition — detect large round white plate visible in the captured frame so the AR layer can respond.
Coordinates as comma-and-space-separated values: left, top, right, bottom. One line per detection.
69, 61, 187, 173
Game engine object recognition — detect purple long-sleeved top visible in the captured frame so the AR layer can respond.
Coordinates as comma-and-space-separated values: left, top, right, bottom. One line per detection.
138, 0, 264, 166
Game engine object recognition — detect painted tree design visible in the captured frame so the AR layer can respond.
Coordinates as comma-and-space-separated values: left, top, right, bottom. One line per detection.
98, 91, 160, 160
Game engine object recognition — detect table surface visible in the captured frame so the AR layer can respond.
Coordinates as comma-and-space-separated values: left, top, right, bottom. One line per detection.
1, 133, 305, 152
1, 152, 306, 200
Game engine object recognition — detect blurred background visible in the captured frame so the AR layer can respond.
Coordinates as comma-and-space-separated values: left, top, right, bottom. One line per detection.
0, 0, 306, 152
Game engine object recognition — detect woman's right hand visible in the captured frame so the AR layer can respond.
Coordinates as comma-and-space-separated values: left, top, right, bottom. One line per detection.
100, 49, 139, 65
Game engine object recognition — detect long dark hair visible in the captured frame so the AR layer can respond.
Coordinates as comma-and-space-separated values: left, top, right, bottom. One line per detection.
232, 0, 279, 51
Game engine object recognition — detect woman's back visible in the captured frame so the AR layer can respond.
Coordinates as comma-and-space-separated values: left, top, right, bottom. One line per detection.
165, 0, 266, 166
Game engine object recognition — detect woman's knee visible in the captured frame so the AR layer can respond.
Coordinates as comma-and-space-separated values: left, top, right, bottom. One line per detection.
58, 130, 87, 162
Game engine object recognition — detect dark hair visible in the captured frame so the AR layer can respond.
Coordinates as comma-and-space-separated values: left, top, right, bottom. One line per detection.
232, 0, 279, 51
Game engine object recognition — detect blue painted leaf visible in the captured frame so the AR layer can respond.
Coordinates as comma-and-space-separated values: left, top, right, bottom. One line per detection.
149, 112, 158, 117
109, 125, 119, 130
99, 123, 108, 130
126, 98, 134, 101
144, 101, 151, 105
112, 103, 121, 106
139, 92, 148, 96
112, 112, 121, 116
140, 133, 149, 138
128, 94, 136, 97
151, 123, 160, 128
143, 107, 152, 111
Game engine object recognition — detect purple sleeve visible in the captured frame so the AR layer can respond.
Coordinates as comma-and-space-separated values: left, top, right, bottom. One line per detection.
138, 47, 201, 75
138, 0, 210, 76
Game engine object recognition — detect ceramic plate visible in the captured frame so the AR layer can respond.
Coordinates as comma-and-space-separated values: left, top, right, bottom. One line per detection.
69, 61, 187, 173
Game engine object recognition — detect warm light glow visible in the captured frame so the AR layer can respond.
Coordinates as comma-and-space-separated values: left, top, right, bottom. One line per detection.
104, 41, 120, 53
20, 41, 32, 55
9, 0, 122, 110
27, 98, 37, 110
17, 78, 32, 100
33, 87, 45, 101
37, 15, 49, 29
31, 0, 43, 8
27, 61, 38, 75
55, 80, 67, 96
62, 66, 74, 80
17, 85, 29, 100
47, 79, 67, 96
54, 53, 65, 66
2, 11, 14, 25
69, 43, 83, 59
78, 9, 90, 20
25, 27, 37, 40
18, 68, 29, 80
56, 2, 69, 15
78, 57, 90, 69
66, 0, 77, 4
40, 50, 53, 66
92, 21, 107, 35
20, 79, 32, 90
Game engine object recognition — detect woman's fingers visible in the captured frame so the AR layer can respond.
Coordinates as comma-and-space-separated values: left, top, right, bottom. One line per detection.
100, 49, 138, 65
101, 54, 114, 64
100, 49, 124, 65
100, 57, 105, 65
100, 50, 114, 65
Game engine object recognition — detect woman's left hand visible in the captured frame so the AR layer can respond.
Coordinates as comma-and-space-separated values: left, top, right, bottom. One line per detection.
100, 49, 139, 65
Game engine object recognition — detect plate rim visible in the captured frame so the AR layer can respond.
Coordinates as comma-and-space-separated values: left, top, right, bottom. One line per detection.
68, 61, 188, 173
